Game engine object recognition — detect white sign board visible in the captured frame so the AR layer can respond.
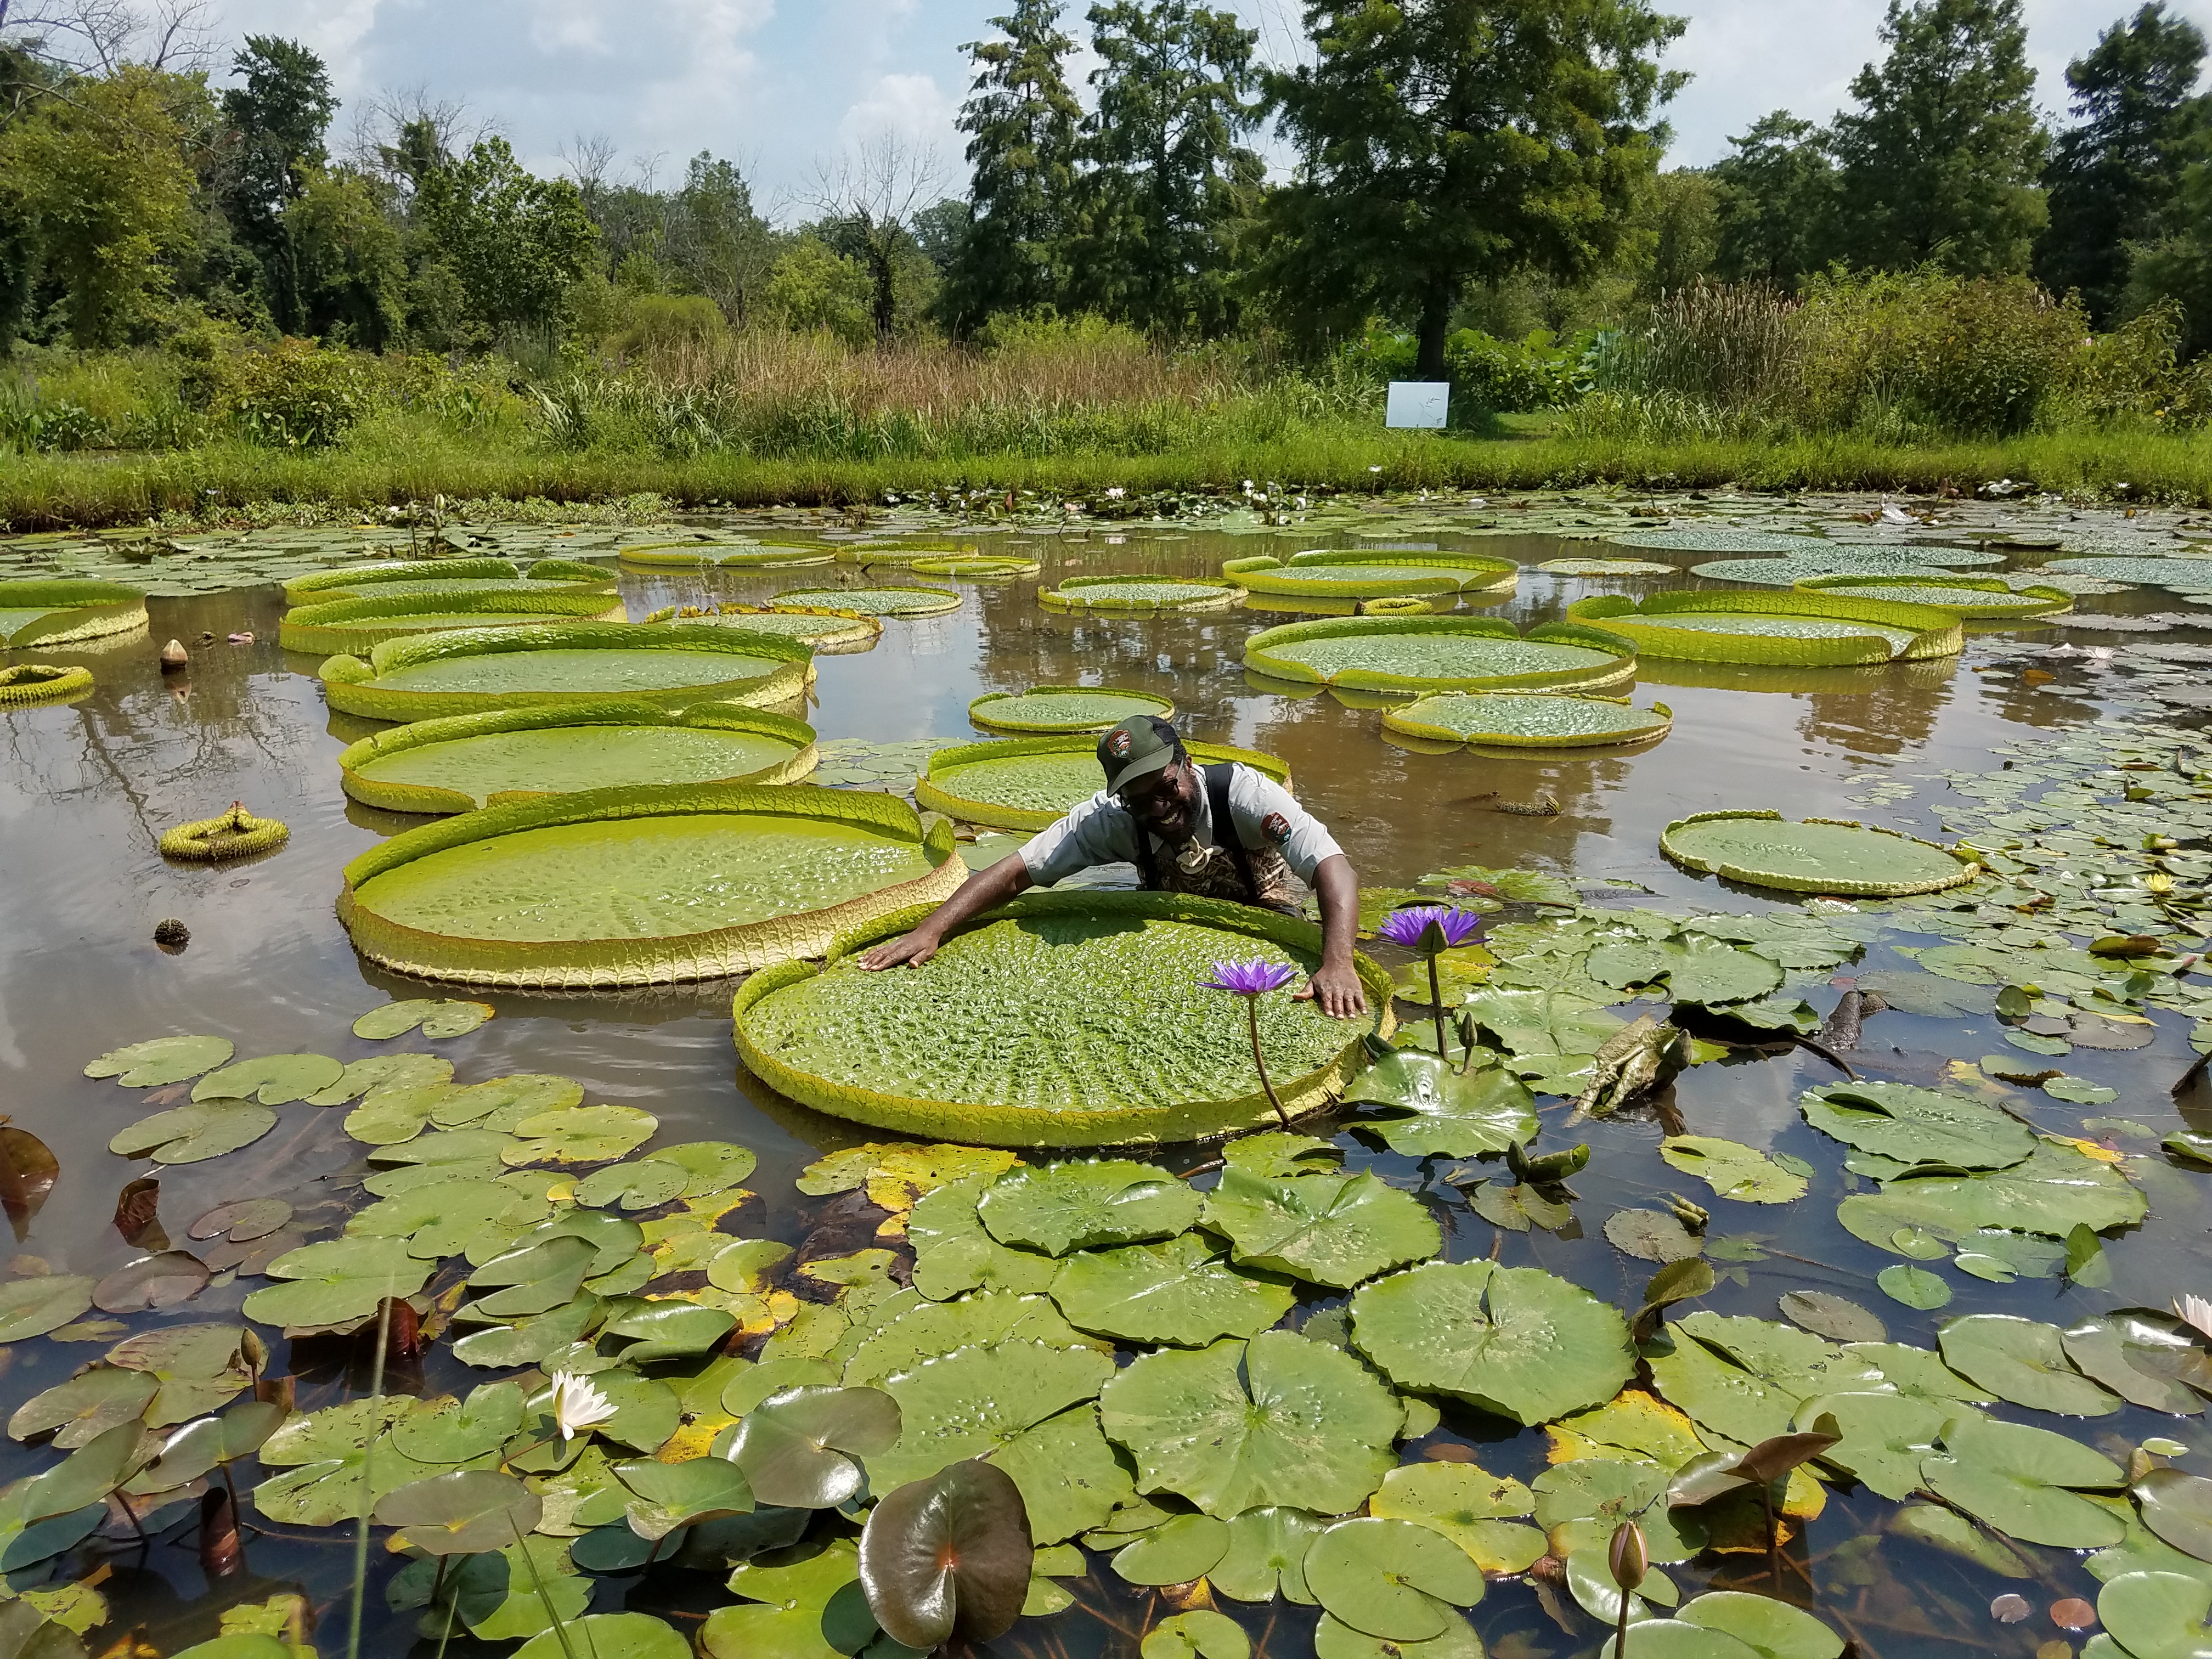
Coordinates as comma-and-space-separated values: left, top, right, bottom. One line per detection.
1386, 381, 1450, 430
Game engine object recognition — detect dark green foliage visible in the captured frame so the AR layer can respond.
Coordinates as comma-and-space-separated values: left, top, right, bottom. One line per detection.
415, 138, 599, 341
1827, 0, 2047, 275
216, 37, 338, 331
1712, 114, 1838, 286
285, 168, 408, 348
1261, 0, 1686, 378
2036, 4, 2206, 325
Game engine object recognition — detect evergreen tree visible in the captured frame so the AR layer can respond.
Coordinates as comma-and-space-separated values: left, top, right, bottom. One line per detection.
1262, 0, 1686, 378
217, 35, 337, 330
1826, 0, 2047, 275
1073, 1, 1263, 336
942, 0, 1080, 332
2035, 3, 2206, 324
1710, 112, 1839, 285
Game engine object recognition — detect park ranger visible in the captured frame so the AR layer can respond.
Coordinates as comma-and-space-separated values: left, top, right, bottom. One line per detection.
859, 714, 1366, 1016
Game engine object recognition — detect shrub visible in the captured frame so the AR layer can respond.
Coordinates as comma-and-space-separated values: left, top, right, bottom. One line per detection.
1444, 329, 1580, 412
220, 337, 371, 449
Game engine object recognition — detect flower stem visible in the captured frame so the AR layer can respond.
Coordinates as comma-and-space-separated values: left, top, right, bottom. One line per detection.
1427, 954, 1448, 1062
1246, 996, 1291, 1130
514, 1513, 579, 1659
347, 1275, 394, 1659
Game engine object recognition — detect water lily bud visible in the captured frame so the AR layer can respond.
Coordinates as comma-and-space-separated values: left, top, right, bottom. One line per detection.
160, 639, 188, 669
1668, 1194, 1710, 1233
1607, 1520, 1648, 1592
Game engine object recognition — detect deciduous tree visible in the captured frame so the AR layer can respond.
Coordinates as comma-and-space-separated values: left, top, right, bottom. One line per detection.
414, 136, 598, 341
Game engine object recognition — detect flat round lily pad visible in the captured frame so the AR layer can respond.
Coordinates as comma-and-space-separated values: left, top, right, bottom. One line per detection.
2047, 554, 2212, 587
341, 784, 964, 988
1661, 812, 1978, 896
1610, 528, 1832, 555
1797, 574, 2073, 618
968, 687, 1175, 735
84, 1035, 233, 1087
1304, 1517, 1487, 1639
110, 1103, 276, 1164
978, 1160, 1201, 1255
620, 540, 831, 568
1382, 692, 1671, 749
1245, 617, 1636, 695
771, 585, 961, 617
1939, 1315, 2122, 1415
915, 735, 1290, 832
1568, 590, 1960, 664
733, 891, 1392, 1146
644, 603, 881, 651
1538, 557, 1679, 575
319, 624, 812, 723
340, 702, 817, 814
1039, 577, 1239, 611
1919, 1413, 2126, 1547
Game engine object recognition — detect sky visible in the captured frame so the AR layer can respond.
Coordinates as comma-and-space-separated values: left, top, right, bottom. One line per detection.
191, 0, 2212, 218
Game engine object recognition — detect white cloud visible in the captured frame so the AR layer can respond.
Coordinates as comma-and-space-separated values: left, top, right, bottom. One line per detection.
838, 71, 955, 152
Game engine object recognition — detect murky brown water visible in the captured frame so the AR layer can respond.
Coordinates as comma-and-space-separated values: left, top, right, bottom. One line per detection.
2, 518, 2207, 1657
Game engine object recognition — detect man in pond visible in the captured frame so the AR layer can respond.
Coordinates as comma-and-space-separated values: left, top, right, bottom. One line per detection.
860, 714, 1367, 1015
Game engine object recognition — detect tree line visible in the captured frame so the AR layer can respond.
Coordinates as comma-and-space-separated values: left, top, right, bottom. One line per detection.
3, 0, 2212, 377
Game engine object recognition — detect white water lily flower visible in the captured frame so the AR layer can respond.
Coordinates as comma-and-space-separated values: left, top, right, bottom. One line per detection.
547, 1371, 617, 1442
2175, 1295, 2212, 1343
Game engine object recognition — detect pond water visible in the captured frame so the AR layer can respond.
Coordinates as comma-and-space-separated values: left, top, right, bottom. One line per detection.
4, 496, 2212, 1659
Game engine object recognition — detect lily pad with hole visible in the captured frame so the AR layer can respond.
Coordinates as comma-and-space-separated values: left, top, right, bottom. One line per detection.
1368, 1463, 1544, 1574
1305, 1517, 1487, 1640
1047, 1232, 1295, 1346
109, 1103, 276, 1165
83, 1035, 233, 1088
1341, 1055, 1539, 1158
242, 1235, 432, 1329
1801, 1081, 2035, 1170
978, 1160, 1201, 1256
1350, 1260, 1633, 1425
1099, 1330, 1402, 1518
1919, 1413, 2126, 1547
1661, 812, 1978, 896
1660, 1137, 1808, 1204
1201, 1166, 1438, 1289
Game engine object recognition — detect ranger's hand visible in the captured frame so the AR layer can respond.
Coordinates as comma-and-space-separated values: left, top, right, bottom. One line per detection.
858, 931, 941, 971
1295, 960, 1368, 1019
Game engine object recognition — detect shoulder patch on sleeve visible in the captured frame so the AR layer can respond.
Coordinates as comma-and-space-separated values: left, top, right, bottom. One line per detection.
1261, 811, 1292, 845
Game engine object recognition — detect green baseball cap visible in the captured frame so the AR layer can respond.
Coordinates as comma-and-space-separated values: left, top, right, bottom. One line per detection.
1097, 714, 1181, 794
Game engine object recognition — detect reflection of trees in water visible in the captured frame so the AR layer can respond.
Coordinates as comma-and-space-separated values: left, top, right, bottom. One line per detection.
1635, 654, 1959, 759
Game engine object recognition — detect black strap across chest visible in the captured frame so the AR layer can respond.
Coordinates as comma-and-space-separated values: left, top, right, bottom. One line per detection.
1129, 763, 1259, 899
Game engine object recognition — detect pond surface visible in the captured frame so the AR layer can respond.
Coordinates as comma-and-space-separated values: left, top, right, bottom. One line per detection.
4, 495, 2212, 1659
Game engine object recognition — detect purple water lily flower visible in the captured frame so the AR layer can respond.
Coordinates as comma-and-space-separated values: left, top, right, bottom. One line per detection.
1376, 905, 1483, 954
1200, 959, 1300, 996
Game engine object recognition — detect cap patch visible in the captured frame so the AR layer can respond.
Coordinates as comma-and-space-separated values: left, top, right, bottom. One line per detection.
1106, 729, 1133, 758
1262, 812, 1291, 845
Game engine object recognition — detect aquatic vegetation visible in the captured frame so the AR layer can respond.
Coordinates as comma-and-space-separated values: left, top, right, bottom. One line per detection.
1038, 576, 1240, 611
1244, 616, 1638, 694
618, 540, 833, 568
1795, 572, 2073, 618
1200, 958, 1304, 1127
733, 893, 1392, 1144
320, 623, 813, 722
341, 783, 964, 986
771, 585, 962, 617
968, 685, 1174, 734
157, 802, 290, 861
916, 735, 1288, 831
1538, 557, 1678, 575
278, 589, 630, 656
642, 601, 882, 652
1383, 691, 1672, 749
910, 554, 1042, 577
0, 579, 146, 648
1661, 811, 1980, 896
0, 663, 92, 705
1221, 550, 1517, 601
1570, 590, 1963, 664
282, 557, 619, 604
338, 702, 818, 814
2045, 553, 2212, 588
1691, 546, 2007, 584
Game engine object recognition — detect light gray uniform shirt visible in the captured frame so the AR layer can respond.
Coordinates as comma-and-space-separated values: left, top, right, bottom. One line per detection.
1018, 764, 1344, 888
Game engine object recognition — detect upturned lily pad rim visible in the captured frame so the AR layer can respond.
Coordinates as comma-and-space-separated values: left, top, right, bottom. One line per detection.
339, 782, 963, 989
1039, 577, 1243, 612
619, 541, 835, 568
1380, 692, 1674, 751
1222, 551, 1518, 600
731, 890, 1396, 1147
1567, 590, 1964, 665
1660, 810, 1980, 897
335, 699, 819, 815
319, 623, 814, 722
915, 736, 1290, 832
279, 589, 629, 656
1242, 615, 1639, 695
770, 584, 963, 617
283, 558, 618, 603
0, 578, 149, 647
641, 603, 883, 652
912, 555, 1043, 578
1793, 573, 2074, 619
968, 686, 1178, 735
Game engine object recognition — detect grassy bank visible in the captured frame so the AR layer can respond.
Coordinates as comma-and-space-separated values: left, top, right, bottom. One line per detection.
5, 426, 2212, 529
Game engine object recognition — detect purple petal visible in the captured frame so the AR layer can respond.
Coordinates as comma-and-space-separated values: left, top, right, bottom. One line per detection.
1200, 958, 1299, 995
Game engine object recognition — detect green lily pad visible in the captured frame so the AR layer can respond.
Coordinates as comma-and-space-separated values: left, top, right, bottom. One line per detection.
601, 1302, 738, 1365
1919, 1413, 2126, 1547
1836, 1141, 2147, 1251
465, 1236, 599, 1319
2100, 1571, 2212, 1659
376, 1469, 543, 1554
190, 1054, 345, 1104
84, 1035, 233, 1087
0, 1278, 94, 1342
1201, 1167, 1439, 1289
1142, 1610, 1250, 1659
1660, 812, 1976, 897
615, 1455, 755, 1538
1876, 1265, 1952, 1310
977, 1160, 1201, 1256
1211, 1507, 1328, 1602
1110, 1513, 1231, 1584
352, 1000, 494, 1040
254, 1397, 442, 1526
1304, 1517, 1487, 1640
304, 1053, 455, 1105
1223, 1132, 1341, 1178
2065, 1312, 2212, 1414
1532, 1458, 1706, 1563
1849, 970, 1993, 1019
1099, 1330, 1402, 1518
1341, 1056, 1539, 1157
1661, 1137, 1808, 1204
1645, 1314, 1883, 1446
346, 1181, 518, 1259
1801, 1081, 2035, 1170
841, 1291, 1095, 1389
1313, 1611, 1486, 1659
447, 1537, 594, 1639
867, 1340, 1115, 1491
573, 1161, 687, 1210
1604, 1209, 1702, 1262
1048, 1233, 1295, 1346
1778, 1292, 1885, 1344
2139, 1470, 2212, 1563
730, 1385, 900, 1509
1587, 934, 1785, 1005
242, 1235, 432, 1328
106, 1325, 252, 1423
1350, 1260, 1633, 1425
984, 1403, 1135, 1543
9, 1367, 157, 1449
109, 1102, 276, 1164
1676, 1593, 1844, 1659
908, 1178, 1062, 1301
1368, 1464, 1544, 1574
1939, 1314, 2123, 1415
858, 1460, 1032, 1650
503, 1104, 658, 1166
19, 1422, 140, 1520
514, 1613, 688, 1659
94, 1251, 208, 1313
1792, 1391, 1955, 1501
392, 1382, 526, 1463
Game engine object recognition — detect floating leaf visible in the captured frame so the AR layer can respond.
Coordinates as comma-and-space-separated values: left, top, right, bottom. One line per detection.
977, 1160, 1201, 1256
0, 1278, 94, 1342
376, 1470, 542, 1554
190, 1199, 291, 1243
1801, 1081, 2035, 1170
9, 1368, 157, 1449
84, 1035, 233, 1088
20, 1423, 141, 1521
614, 1456, 754, 1539
106, 1325, 250, 1424
392, 1382, 526, 1463
1939, 1315, 2123, 1416
601, 1302, 736, 1365
1312, 1612, 1485, 1659
1876, 1265, 1951, 1310
242, 1235, 432, 1329
1211, 1507, 1328, 1602
1305, 1517, 1487, 1641
190, 1054, 345, 1105
572, 1161, 686, 1211
352, 1000, 493, 1040
730, 1386, 900, 1509
1919, 1414, 2126, 1548
1659, 811, 1974, 896
1676, 1592, 1844, 1659
1201, 1167, 1438, 1289
1605, 1209, 1702, 1263
984, 1403, 1134, 1544
868, 1341, 1114, 1492
1837, 1142, 2147, 1252
2100, 1572, 2212, 1659
1661, 1137, 1809, 1205
109, 1103, 275, 1165
503, 1104, 658, 1166
1587, 933, 1785, 1006
1047, 1232, 1295, 1347
1778, 1292, 1886, 1344
1342, 1056, 1538, 1158
1368, 1463, 1544, 1574
1793, 1391, 1953, 1502
1110, 1512, 1231, 1585
513, 1613, 687, 1659
1141, 1610, 1250, 1659
1350, 1260, 1633, 1425
860, 1459, 1034, 1651
93, 1251, 207, 1313
841, 1290, 1096, 1390
1102, 1330, 1400, 1519
2063, 1311, 2212, 1414
308, 1051, 459, 1107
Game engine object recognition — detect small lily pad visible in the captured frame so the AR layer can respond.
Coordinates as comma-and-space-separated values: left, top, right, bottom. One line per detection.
1876, 1265, 1952, 1310
1201, 1167, 1440, 1289
110, 1103, 276, 1165
85, 1035, 234, 1087
1662, 1137, 1809, 1205
1305, 1517, 1487, 1641
353, 1000, 494, 1040
503, 1105, 658, 1166
1779, 1292, 1886, 1344
730, 1386, 901, 1509
1048, 1233, 1295, 1347
94, 1251, 208, 1313
0, 1277, 94, 1342
191, 1054, 345, 1105
376, 1470, 543, 1554
1142, 1610, 1250, 1659
1368, 1463, 1544, 1574
1210, 1507, 1328, 1602
242, 1235, 432, 1329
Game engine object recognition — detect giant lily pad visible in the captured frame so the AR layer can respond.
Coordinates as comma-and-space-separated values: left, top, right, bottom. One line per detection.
1047, 1232, 1295, 1346
1919, 1414, 2126, 1547
341, 783, 963, 988
1661, 812, 1977, 896
1350, 1261, 1633, 1425
1341, 1054, 1538, 1157
0, 579, 146, 646
1797, 573, 2072, 618
978, 1160, 1201, 1255
1038, 577, 1238, 611
733, 891, 1392, 1146
1801, 1081, 2035, 1170
969, 687, 1175, 734
319, 623, 811, 723
914, 735, 1290, 832
773, 585, 961, 617
340, 702, 817, 814
1568, 589, 1961, 664
1244, 616, 1636, 694
1226, 550, 1516, 600
109, 1103, 275, 1165
1098, 1330, 1402, 1517
1382, 691, 1671, 749
1200, 1167, 1439, 1288
84, 1035, 233, 1087
278, 588, 628, 656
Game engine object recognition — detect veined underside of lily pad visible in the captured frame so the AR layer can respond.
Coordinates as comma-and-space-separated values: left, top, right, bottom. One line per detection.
733, 891, 1395, 1146
339, 783, 963, 987
279, 588, 630, 656
1381, 692, 1672, 750
0, 579, 149, 648
916, 736, 1290, 831
319, 623, 814, 723
1568, 590, 1963, 665
1243, 616, 1637, 695
337, 700, 819, 814
1222, 550, 1518, 601
1661, 811, 1979, 896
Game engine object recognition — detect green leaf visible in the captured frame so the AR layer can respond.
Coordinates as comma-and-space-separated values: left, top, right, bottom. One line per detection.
1342, 1057, 1538, 1158
859, 1460, 1032, 1650
2067, 1222, 2115, 1288
906, 1176, 1059, 1301
1792, 1391, 1954, 1501
867, 1341, 1114, 1491
1350, 1261, 1633, 1426
503, 1104, 658, 1166
614, 1456, 754, 1539
20, 1423, 140, 1521
602, 1302, 737, 1365
1209, 1507, 1328, 1602
106, 1325, 251, 1424
253, 1397, 442, 1526
572, 1161, 687, 1211
1661, 1137, 1808, 1205
1047, 1232, 1295, 1347
729, 1386, 900, 1509
514, 1613, 689, 1659
1368, 1463, 1544, 1574
1800, 1081, 2035, 1170
977, 1160, 1201, 1256
1221, 1132, 1340, 1178
1604, 1209, 1702, 1263
983, 1403, 1134, 1544
1098, 1330, 1402, 1519
2063, 1312, 2212, 1415
376, 1469, 542, 1554
84, 1035, 233, 1087
345, 1180, 517, 1259
1201, 1167, 1439, 1289
640, 1140, 757, 1197
840, 1290, 1096, 1390
242, 1236, 432, 1329
1532, 1458, 1705, 1564
1141, 1610, 1250, 1659
1313, 1612, 1486, 1659
1777, 1292, 1885, 1344
1111, 1513, 1231, 1584
2100, 1571, 2212, 1659
0, 1278, 94, 1342
109, 1103, 276, 1165
451, 1537, 592, 1639
352, 1000, 493, 1040
9, 1368, 157, 1449
190, 1054, 345, 1105
1875, 1265, 1951, 1310
1305, 1517, 1486, 1641
2049, 1075, 2121, 1104
1587, 933, 1784, 1006
1919, 1413, 2126, 1548
1938, 1314, 2123, 1416
1836, 1141, 2147, 1252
